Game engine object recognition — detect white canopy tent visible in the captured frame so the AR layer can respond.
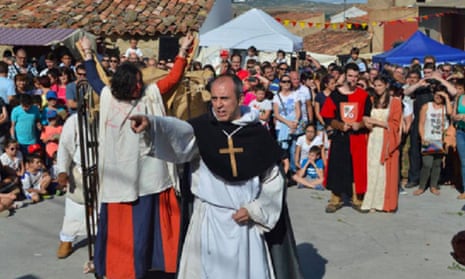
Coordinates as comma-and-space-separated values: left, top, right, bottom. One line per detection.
330, 7, 367, 24
199, 8, 303, 52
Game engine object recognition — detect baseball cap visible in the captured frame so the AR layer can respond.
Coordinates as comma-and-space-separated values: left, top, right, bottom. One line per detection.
47, 110, 57, 119
220, 49, 229, 57
27, 143, 42, 155
46, 90, 57, 100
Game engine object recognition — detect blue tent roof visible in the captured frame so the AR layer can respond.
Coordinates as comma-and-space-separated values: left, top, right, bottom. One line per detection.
372, 31, 465, 65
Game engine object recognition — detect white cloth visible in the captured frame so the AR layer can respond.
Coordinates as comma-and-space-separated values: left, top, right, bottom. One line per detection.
124, 47, 143, 58
248, 99, 272, 126
98, 84, 177, 203
294, 85, 311, 122
423, 102, 448, 142
296, 134, 323, 164
0, 152, 23, 171
56, 115, 90, 241
60, 196, 86, 242
57, 114, 86, 204
146, 114, 284, 279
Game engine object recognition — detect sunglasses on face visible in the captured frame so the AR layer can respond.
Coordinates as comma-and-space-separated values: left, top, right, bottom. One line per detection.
102, 58, 110, 62
280, 80, 291, 83
76, 72, 86, 76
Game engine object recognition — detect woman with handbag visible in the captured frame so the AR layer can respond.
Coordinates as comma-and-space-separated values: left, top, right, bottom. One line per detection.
414, 85, 452, 196
272, 74, 301, 173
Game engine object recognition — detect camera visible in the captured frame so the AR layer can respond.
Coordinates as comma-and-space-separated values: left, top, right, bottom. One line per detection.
298, 51, 306, 60
425, 78, 440, 91
425, 78, 439, 85
248, 68, 257, 76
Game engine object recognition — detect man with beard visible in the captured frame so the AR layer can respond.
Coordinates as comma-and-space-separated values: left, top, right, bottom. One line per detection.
320, 63, 371, 213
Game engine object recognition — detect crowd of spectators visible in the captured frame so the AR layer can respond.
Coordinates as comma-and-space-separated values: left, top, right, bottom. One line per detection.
0, 41, 196, 216
1, 40, 465, 216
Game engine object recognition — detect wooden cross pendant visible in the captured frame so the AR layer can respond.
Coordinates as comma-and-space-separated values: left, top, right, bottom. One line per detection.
219, 136, 244, 177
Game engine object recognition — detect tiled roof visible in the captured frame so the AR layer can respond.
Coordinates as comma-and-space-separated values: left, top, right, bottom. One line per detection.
0, 0, 216, 37
303, 30, 371, 55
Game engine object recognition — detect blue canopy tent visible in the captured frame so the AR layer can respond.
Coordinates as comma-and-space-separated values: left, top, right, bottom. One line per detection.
372, 31, 465, 65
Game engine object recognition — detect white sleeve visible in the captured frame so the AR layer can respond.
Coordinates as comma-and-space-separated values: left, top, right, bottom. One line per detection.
148, 115, 199, 163
0, 153, 7, 166
263, 100, 272, 111
272, 94, 279, 104
56, 116, 77, 174
296, 135, 305, 147
21, 173, 31, 191
243, 165, 284, 232
311, 135, 323, 147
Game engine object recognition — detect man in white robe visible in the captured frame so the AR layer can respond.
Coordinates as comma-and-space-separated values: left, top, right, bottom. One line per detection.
130, 75, 293, 279
56, 114, 88, 258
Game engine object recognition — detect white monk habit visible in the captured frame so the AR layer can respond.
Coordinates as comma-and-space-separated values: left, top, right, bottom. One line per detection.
144, 110, 284, 279
57, 114, 87, 242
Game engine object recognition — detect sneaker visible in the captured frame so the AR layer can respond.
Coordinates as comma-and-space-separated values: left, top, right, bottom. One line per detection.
405, 181, 419, 189
399, 188, 408, 195
55, 190, 65, 196
314, 185, 325, 191
0, 209, 10, 217
40, 194, 53, 200
297, 184, 305, 189
12, 201, 24, 209
352, 203, 369, 213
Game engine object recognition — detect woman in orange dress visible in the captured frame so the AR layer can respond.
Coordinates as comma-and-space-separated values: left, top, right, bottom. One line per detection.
362, 76, 402, 212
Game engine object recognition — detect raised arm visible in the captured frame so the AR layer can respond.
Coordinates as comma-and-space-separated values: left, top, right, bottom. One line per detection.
80, 37, 105, 94
156, 33, 194, 94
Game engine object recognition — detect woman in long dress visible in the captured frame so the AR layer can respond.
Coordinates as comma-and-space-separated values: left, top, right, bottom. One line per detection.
362, 76, 402, 212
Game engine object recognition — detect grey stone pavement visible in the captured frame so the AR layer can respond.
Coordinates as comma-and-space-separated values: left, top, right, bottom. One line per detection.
1, 185, 465, 279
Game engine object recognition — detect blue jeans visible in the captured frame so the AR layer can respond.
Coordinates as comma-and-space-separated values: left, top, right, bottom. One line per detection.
456, 129, 465, 192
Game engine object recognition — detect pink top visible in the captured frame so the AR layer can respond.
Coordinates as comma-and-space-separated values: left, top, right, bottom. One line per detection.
242, 91, 256, 106
40, 125, 63, 158
51, 84, 67, 105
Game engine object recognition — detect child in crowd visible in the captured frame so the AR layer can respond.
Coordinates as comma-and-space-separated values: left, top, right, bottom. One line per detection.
125, 38, 143, 59
41, 91, 66, 126
248, 84, 272, 129
294, 124, 323, 169
0, 138, 24, 177
10, 94, 42, 157
21, 154, 51, 202
292, 146, 325, 190
0, 161, 21, 216
40, 110, 63, 164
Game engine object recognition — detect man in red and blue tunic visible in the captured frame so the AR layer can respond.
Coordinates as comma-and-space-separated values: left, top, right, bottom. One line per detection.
320, 63, 372, 213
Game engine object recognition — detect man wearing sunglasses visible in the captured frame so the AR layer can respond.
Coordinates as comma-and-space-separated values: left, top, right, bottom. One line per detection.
65, 64, 87, 114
